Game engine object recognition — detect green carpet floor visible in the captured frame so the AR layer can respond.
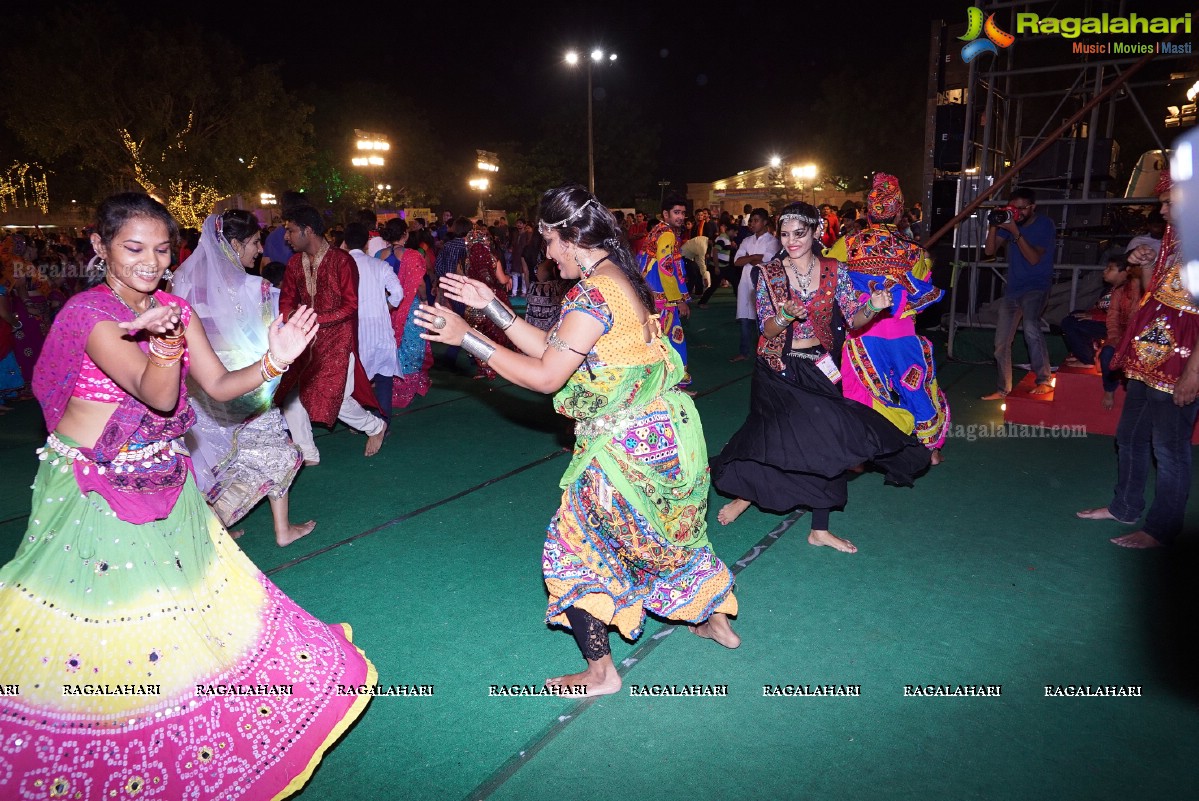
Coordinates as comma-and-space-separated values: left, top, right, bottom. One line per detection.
1, 292, 1196, 800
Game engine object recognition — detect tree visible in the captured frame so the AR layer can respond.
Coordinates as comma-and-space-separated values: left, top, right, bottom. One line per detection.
809, 58, 927, 197
302, 82, 451, 215
1, 5, 312, 224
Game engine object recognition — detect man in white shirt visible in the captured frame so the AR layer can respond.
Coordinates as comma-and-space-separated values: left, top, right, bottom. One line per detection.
730, 208, 780, 362
343, 222, 403, 426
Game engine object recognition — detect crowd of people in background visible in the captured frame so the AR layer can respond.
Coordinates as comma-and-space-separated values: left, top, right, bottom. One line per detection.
0, 173, 1191, 796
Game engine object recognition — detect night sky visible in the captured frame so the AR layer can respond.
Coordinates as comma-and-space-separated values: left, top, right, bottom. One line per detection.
7, 0, 1198, 205
10, 1, 967, 180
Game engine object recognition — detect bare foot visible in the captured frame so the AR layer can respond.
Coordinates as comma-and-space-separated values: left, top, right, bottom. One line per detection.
1062, 356, 1086, 368
717, 498, 751, 525
276, 520, 316, 547
1111, 531, 1164, 548
847, 463, 866, 474
1075, 507, 1136, 523
1028, 384, 1053, 396
728, 354, 748, 363
690, 612, 740, 649
1101, 391, 1115, 410
980, 391, 1006, 401
228, 529, 245, 540
545, 660, 622, 697
809, 529, 857, 553
682, 388, 698, 397
930, 448, 943, 466
365, 428, 386, 457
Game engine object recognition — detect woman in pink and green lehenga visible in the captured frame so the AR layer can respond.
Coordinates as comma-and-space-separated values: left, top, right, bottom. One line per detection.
0, 194, 374, 799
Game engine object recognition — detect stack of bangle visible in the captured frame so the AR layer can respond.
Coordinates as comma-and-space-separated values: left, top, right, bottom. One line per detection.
147, 331, 185, 368
260, 350, 291, 382
774, 305, 798, 328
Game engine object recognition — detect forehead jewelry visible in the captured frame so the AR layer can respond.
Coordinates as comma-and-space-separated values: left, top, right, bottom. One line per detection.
538, 198, 596, 236
779, 211, 821, 228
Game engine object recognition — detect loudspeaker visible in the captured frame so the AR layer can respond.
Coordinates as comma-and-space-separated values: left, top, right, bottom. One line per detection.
1018, 138, 1119, 182
930, 179, 958, 235
935, 105, 968, 171
940, 23, 969, 90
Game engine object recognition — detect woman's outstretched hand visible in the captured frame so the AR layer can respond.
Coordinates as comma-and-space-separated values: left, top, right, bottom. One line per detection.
414, 302, 470, 346
268, 306, 319, 364
120, 302, 184, 337
439, 273, 497, 310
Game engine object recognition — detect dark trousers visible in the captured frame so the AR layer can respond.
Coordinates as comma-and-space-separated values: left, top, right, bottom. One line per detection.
1061, 315, 1105, 362
371, 374, 393, 421
700, 263, 741, 305
738, 318, 756, 358
1108, 379, 1199, 543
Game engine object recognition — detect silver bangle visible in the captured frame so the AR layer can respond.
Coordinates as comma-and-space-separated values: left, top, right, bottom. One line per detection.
483, 298, 517, 330
461, 331, 497, 363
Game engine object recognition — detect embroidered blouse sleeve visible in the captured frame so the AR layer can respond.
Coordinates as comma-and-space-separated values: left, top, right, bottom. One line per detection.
833, 262, 864, 320
560, 280, 614, 335
755, 268, 777, 333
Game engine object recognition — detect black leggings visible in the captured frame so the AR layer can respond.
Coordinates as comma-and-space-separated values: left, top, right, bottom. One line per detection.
564, 605, 611, 661
811, 508, 831, 530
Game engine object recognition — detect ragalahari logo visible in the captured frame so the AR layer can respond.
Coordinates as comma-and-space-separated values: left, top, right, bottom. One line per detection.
959, 7, 1015, 62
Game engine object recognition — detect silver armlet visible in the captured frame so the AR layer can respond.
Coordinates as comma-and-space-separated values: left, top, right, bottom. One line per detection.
483, 299, 517, 330
461, 331, 497, 363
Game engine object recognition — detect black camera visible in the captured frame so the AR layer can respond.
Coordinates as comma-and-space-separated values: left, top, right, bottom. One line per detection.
988, 206, 1019, 225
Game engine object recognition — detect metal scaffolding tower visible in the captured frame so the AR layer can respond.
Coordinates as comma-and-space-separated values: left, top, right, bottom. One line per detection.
921, 0, 1195, 357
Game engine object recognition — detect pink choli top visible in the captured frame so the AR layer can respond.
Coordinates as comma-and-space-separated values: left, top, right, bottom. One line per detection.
71, 302, 192, 402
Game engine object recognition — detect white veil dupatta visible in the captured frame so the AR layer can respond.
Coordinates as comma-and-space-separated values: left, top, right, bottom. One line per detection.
172, 213, 280, 493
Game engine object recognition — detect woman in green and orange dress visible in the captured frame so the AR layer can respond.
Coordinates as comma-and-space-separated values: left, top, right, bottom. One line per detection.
415, 184, 739, 696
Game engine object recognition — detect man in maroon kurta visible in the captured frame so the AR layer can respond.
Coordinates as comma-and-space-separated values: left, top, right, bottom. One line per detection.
277, 205, 385, 460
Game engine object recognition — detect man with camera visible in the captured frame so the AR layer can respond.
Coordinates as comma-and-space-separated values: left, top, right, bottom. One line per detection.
982, 188, 1056, 399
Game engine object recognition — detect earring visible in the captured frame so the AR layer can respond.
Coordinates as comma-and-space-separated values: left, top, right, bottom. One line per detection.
163, 268, 174, 282
95, 257, 107, 276
574, 249, 595, 279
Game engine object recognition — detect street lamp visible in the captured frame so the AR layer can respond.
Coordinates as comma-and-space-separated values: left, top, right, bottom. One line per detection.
351, 129, 389, 210
469, 177, 490, 219
565, 47, 617, 193
469, 150, 499, 219
791, 163, 818, 202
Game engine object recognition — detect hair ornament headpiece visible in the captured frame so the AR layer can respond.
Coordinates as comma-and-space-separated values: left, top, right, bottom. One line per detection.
538, 198, 596, 235
779, 210, 821, 228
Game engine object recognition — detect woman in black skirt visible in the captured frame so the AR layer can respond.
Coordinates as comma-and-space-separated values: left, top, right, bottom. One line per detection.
711, 202, 930, 553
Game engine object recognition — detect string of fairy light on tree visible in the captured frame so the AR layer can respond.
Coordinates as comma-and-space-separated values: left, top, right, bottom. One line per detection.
120, 119, 228, 229
0, 162, 50, 214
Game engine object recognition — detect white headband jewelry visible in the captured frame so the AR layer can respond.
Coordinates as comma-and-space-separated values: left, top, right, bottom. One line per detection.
779, 211, 820, 227
538, 198, 596, 235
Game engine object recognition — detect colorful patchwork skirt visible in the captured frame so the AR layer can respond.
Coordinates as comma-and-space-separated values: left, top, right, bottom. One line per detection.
841, 313, 950, 450
543, 462, 737, 641
0, 438, 374, 799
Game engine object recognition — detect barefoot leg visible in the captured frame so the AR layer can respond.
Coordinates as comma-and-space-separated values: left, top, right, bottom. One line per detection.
545, 655, 622, 697
365, 425, 386, 457
1075, 506, 1137, 523
269, 495, 317, 547
930, 448, 942, 466
717, 498, 751, 526
1110, 530, 1165, 549
808, 529, 858, 553
690, 612, 741, 649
